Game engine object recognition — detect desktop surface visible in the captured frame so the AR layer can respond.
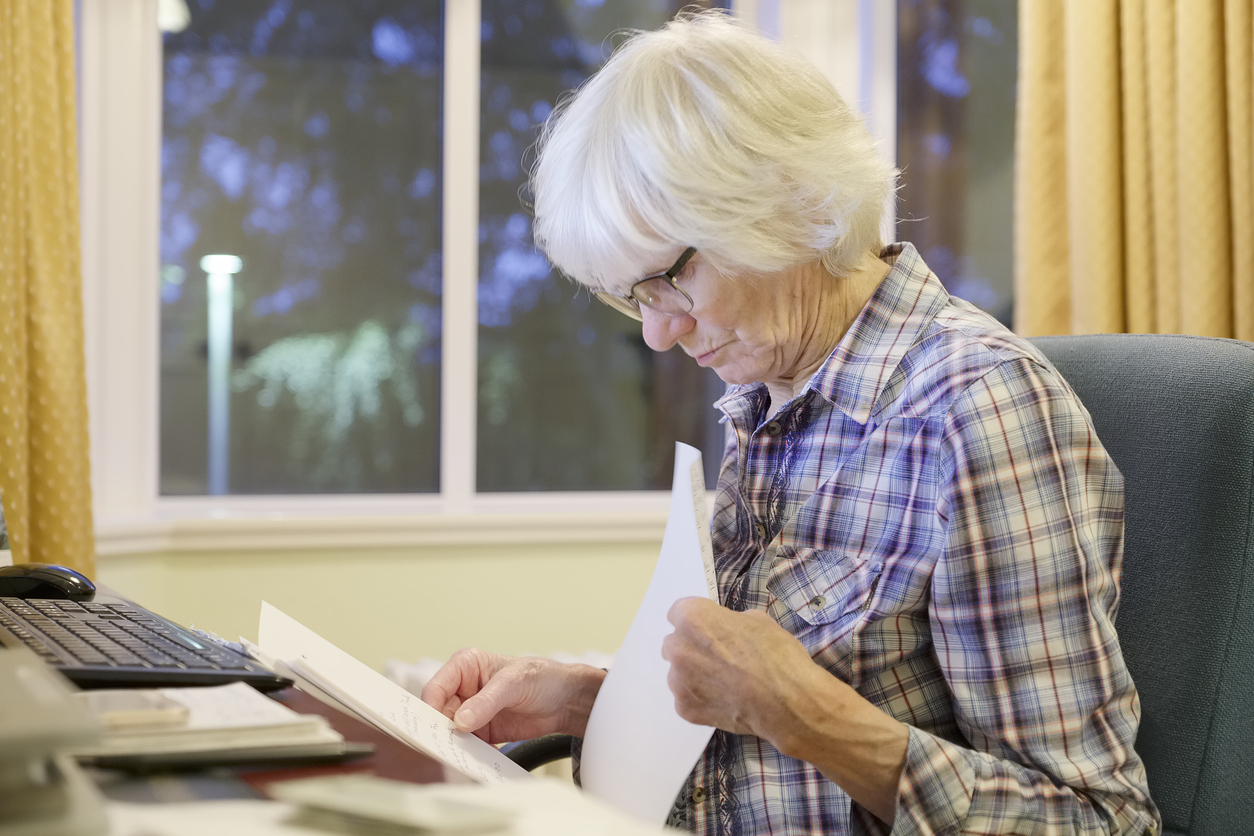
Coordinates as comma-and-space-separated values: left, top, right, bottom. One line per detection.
89, 687, 447, 806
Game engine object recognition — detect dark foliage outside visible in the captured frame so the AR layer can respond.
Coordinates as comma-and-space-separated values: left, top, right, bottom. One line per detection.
160, 0, 724, 495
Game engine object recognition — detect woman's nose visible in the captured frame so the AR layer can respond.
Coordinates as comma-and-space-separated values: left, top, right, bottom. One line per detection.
640, 306, 694, 352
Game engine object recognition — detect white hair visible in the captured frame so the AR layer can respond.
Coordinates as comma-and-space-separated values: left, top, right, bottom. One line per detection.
530, 9, 896, 289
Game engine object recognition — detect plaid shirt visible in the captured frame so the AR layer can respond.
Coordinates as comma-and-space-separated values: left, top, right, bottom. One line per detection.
670, 243, 1159, 835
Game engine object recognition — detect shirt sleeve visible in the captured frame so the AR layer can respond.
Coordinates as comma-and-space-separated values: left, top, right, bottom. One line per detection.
889, 358, 1160, 836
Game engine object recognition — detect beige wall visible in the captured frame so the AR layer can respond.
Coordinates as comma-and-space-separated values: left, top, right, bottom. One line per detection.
98, 541, 661, 673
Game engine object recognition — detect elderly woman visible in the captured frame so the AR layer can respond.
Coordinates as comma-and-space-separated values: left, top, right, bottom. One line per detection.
422, 12, 1158, 835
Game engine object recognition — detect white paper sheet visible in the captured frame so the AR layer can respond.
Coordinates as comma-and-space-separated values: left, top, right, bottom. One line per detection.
581, 442, 719, 824
105, 779, 679, 836
256, 603, 531, 784
159, 682, 313, 730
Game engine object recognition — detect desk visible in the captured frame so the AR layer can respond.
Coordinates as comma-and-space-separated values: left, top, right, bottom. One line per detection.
0, 584, 655, 834
89, 687, 449, 806
87, 689, 665, 836
71, 585, 450, 806
54, 596, 659, 834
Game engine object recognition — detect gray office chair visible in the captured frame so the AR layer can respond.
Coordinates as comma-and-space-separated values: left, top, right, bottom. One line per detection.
1031, 334, 1254, 836
511, 334, 1254, 836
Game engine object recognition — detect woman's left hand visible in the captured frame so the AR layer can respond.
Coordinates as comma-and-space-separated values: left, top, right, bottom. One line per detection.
661, 597, 822, 742
661, 596, 909, 825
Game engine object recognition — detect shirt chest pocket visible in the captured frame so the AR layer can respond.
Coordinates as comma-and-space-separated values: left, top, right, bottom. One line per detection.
765, 547, 884, 648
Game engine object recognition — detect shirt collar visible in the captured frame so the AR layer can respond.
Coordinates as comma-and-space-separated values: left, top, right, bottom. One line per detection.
716, 242, 950, 426
811, 242, 950, 423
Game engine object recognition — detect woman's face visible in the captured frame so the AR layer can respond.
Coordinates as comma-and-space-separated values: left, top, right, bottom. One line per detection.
633, 251, 828, 389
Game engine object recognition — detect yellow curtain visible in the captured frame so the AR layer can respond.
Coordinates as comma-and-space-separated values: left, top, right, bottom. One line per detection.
0, 0, 95, 575
1015, 0, 1254, 340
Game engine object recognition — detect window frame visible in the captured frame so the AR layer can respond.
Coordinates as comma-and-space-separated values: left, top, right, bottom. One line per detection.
79, 0, 895, 555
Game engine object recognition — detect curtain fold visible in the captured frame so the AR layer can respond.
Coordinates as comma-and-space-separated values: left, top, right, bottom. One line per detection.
1016, 0, 1253, 340
0, 0, 96, 575
1227, 0, 1254, 339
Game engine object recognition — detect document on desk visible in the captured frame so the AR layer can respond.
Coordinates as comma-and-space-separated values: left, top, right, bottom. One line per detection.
256, 602, 531, 784
73, 682, 342, 757
581, 441, 719, 824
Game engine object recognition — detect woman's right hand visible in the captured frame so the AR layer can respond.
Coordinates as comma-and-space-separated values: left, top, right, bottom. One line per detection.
419, 649, 606, 744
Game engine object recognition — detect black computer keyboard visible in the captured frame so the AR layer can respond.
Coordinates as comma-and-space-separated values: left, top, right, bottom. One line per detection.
0, 597, 291, 691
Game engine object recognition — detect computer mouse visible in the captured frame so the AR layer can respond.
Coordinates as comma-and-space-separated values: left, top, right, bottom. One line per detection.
0, 563, 97, 601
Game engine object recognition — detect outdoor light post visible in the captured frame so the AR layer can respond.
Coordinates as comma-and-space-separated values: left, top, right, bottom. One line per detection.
200, 254, 242, 496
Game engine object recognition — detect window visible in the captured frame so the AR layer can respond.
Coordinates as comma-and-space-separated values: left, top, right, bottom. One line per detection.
82, 0, 1016, 548
160, 2, 444, 495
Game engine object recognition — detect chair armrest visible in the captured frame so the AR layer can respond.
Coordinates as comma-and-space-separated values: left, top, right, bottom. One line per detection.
499, 733, 576, 771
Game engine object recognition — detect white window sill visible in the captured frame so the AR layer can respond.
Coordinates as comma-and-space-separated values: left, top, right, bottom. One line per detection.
95, 493, 679, 555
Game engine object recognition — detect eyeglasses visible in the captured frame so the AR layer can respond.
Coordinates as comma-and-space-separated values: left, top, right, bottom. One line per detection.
593, 247, 697, 322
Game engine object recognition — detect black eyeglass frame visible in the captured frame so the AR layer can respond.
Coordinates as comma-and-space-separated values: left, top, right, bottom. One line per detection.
592, 247, 697, 321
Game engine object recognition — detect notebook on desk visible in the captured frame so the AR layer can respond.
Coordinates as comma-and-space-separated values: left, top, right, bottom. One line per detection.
0, 597, 291, 691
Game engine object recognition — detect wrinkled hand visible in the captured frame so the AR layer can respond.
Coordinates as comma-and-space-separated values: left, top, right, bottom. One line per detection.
661, 597, 826, 745
663, 598, 909, 824
420, 648, 605, 744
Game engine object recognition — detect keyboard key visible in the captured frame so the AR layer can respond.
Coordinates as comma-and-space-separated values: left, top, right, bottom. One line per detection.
168, 633, 209, 651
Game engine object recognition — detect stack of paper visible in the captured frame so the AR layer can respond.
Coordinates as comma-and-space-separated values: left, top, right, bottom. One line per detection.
72, 681, 344, 759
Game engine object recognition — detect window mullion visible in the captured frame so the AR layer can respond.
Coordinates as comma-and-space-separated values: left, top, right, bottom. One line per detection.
440, 0, 482, 511
732, 0, 781, 37
858, 0, 897, 245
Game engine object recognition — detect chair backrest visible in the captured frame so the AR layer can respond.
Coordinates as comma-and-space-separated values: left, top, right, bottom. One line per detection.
1030, 334, 1254, 836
